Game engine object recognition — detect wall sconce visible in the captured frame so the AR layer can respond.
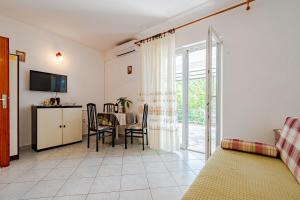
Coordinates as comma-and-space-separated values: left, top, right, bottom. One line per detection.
56, 52, 63, 62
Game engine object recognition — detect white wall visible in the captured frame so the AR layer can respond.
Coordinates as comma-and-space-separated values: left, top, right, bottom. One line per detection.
105, 0, 300, 144
0, 16, 105, 147
104, 51, 141, 113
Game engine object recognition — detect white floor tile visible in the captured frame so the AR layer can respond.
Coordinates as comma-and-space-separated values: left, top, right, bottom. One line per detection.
87, 192, 119, 200
0, 140, 204, 200
160, 153, 182, 162
67, 152, 87, 159
86, 152, 106, 158
15, 168, 52, 182
97, 165, 122, 177
43, 167, 75, 180
122, 156, 143, 164
22, 179, 65, 199
10, 160, 35, 170
105, 149, 124, 157
89, 176, 121, 193
79, 158, 103, 167
192, 169, 201, 175
119, 189, 152, 200
71, 166, 99, 178
33, 160, 62, 169
0, 181, 36, 200
56, 159, 83, 168
171, 171, 196, 186
142, 155, 161, 163
122, 163, 146, 175
121, 174, 149, 191
0, 183, 7, 191
102, 157, 123, 165
163, 161, 191, 172
141, 149, 158, 156
144, 162, 168, 174
52, 194, 86, 200
151, 187, 182, 200
123, 150, 141, 156
185, 160, 205, 170
147, 173, 177, 188
179, 185, 190, 194
57, 178, 94, 196
0, 168, 28, 183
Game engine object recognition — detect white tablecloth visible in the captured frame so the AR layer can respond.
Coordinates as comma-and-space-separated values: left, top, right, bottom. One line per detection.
114, 113, 126, 126
112, 112, 135, 139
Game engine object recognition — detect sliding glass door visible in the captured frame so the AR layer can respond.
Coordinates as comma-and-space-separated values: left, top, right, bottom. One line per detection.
176, 26, 222, 158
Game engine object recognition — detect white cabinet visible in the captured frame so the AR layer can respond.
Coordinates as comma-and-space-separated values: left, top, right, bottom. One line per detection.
62, 108, 82, 144
37, 108, 62, 150
32, 106, 82, 151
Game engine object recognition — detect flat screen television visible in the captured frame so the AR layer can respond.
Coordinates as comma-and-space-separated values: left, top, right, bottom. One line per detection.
30, 70, 67, 93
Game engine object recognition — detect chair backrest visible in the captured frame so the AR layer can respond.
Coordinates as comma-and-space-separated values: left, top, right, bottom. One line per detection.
87, 103, 99, 131
126, 113, 136, 125
142, 104, 148, 129
103, 103, 118, 113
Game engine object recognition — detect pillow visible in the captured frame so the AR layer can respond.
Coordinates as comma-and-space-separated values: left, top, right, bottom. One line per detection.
276, 117, 300, 183
273, 129, 281, 144
221, 139, 278, 157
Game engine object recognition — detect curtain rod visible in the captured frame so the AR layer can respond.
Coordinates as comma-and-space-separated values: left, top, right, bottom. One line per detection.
135, 0, 255, 45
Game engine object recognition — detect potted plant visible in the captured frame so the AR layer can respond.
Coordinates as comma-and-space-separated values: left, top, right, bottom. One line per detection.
117, 97, 133, 113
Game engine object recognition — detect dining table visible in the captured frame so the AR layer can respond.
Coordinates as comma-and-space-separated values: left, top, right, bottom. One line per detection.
98, 112, 136, 140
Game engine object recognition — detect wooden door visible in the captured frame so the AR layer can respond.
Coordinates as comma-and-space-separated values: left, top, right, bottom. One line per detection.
0, 36, 10, 167
62, 108, 82, 144
37, 108, 63, 150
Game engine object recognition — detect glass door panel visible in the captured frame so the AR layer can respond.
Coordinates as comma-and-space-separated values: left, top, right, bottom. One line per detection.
176, 55, 184, 146
210, 39, 217, 154
188, 49, 206, 153
206, 26, 222, 159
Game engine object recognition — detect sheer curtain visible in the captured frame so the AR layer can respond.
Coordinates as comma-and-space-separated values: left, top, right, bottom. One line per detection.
139, 32, 179, 152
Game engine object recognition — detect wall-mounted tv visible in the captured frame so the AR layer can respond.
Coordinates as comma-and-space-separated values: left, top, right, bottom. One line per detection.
30, 70, 67, 93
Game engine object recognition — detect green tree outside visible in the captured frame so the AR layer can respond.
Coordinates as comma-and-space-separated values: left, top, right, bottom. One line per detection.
176, 78, 206, 126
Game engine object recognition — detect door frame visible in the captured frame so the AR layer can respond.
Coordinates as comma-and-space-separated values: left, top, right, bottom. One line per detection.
205, 26, 223, 160
9, 54, 20, 160
176, 41, 207, 152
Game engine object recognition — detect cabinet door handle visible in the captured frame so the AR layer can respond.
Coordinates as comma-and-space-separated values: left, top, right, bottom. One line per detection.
63, 125, 66, 128
59, 125, 62, 128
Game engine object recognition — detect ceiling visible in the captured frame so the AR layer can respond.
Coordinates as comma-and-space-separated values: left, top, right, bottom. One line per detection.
0, 0, 210, 51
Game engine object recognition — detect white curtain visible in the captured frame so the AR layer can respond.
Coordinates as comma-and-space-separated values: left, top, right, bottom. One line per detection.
139, 33, 179, 152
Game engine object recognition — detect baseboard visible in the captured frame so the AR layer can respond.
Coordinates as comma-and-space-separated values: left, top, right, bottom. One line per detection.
32, 141, 82, 152
10, 155, 19, 161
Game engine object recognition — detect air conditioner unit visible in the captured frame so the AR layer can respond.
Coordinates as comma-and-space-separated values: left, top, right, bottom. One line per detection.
113, 40, 138, 57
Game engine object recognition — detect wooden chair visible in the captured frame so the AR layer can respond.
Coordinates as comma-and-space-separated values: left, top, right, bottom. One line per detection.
87, 103, 116, 152
125, 104, 148, 150
103, 103, 118, 113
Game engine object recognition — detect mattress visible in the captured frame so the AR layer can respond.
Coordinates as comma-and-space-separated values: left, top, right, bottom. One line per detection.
182, 148, 300, 200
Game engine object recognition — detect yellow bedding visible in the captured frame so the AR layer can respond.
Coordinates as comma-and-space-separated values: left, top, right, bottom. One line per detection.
182, 148, 300, 200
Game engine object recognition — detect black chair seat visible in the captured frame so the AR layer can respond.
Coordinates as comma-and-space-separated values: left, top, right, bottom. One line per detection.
98, 126, 111, 131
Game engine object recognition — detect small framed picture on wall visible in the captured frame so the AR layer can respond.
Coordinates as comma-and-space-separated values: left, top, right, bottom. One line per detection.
127, 66, 132, 74
16, 50, 26, 62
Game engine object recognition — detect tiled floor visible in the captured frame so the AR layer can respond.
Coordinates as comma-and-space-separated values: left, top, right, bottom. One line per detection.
0, 138, 205, 200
